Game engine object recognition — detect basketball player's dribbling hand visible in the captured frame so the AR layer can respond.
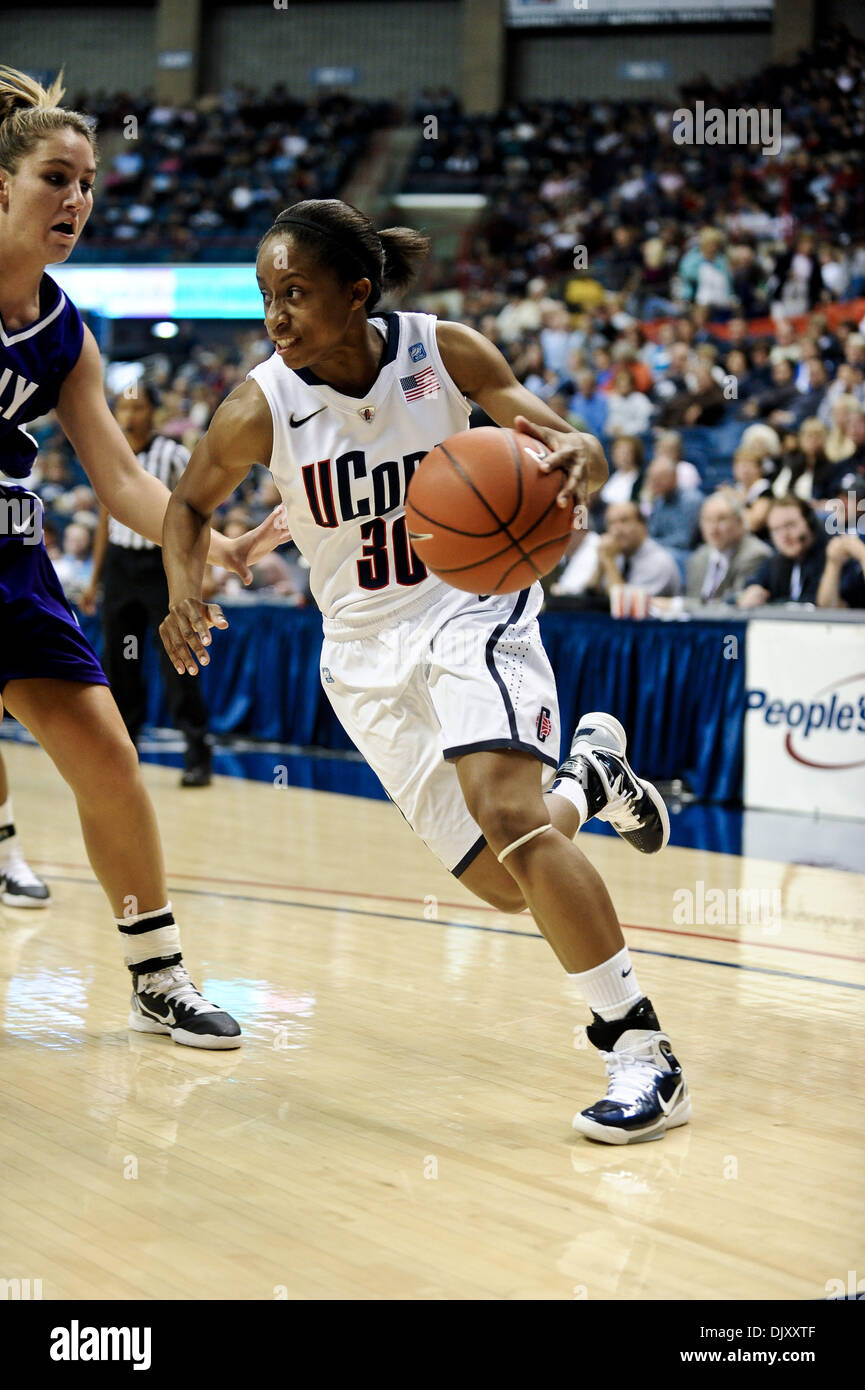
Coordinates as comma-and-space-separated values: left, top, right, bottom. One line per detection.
160, 600, 229, 676
221, 503, 291, 584
513, 415, 595, 526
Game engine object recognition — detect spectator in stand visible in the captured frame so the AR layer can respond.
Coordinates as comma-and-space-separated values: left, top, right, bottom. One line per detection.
659, 360, 726, 428
820, 362, 865, 422
651, 430, 703, 494
599, 225, 643, 299
596, 502, 682, 598
818, 242, 850, 300
494, 278, 557, 343
645, 320, 677, 376
638, 235, 677, 319
821, 394, 859, 462
768, 232, 824, 315
511, 340, 546, 396
650, 341, 692, 411
732, 447, 773, 539
677, 228, 734, 317
740, 421, 783, 472
52, 521, 94, 605
784, 356, 831, 429
741, 357, 800, 425
728, 243, 766, 319
768, 319, 802, 368
685, 491, 772, 603
817, 531, 865, 608
826, 403, 865, 492
545, 524, 604, 603
747, 338, 775, 393
42, 519, 62, 565
644, 457, 703, 563
568, 369, 608, 437
598, 435, 645, 508
771, 418, 836, 503
738, 495, 838, 607
723, 348, 761, 411
539, 304, 580, 375
604, 367, 655, 438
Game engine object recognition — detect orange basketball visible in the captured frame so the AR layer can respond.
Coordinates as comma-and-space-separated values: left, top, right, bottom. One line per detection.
404, 427, 575, 594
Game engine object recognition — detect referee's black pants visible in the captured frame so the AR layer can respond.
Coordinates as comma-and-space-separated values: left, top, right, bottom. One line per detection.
100, 544, 211, 770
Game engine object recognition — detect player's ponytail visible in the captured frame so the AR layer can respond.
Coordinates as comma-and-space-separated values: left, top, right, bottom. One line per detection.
378, 226, 431, 299
0, 66, 97, 174
260, 199, 429, 312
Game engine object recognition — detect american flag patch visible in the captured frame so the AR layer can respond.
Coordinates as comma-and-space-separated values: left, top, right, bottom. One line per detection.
400, 364, 441, 401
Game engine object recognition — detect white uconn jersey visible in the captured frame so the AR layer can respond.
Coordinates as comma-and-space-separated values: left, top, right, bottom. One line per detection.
247, 311, 470, 627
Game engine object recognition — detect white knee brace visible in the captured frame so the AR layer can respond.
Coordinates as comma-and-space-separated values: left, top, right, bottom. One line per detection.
496, 822, 552, 864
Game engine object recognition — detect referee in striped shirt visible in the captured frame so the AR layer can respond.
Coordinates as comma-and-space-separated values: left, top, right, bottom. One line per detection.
82, 384, 212, 786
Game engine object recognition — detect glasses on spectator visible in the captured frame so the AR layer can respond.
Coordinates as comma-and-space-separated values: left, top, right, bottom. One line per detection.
768, 520, 804, 535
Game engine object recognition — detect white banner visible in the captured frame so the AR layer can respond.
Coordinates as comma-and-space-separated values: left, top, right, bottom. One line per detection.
506, 0, 772, 26
744, 620, 865, 819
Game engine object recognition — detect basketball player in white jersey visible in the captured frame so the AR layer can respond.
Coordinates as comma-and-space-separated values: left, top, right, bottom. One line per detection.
161, 200, 691, 1143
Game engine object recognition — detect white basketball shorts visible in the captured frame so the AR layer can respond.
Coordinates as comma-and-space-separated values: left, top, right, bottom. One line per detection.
319, 582, 560, 875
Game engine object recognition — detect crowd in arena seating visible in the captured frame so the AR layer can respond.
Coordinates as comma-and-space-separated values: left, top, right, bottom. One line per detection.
70, 86, 394, 262
410, 27, 865, 314
14, 25, 865, 618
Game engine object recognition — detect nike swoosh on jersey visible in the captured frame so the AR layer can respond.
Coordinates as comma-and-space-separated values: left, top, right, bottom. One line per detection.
289, 407, 326, 428
408, 532, 434, 541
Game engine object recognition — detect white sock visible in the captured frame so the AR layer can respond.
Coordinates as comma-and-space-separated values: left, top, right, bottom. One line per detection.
0, 797, 17, 864
569, 946, 642, 1021
546, 778, 588, 828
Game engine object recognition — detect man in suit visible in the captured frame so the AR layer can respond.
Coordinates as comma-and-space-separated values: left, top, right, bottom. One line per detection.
686, 491, 772, 603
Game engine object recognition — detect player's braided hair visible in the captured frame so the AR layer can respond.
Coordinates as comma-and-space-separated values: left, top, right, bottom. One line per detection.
0, 66, 97, 174
259, 199, 430, 313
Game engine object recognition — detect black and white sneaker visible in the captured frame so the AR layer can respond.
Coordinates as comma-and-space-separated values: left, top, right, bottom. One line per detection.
553, 711, 669, 854
1, 853, 51, 908
574, 997, 691, 1145
129, 963, 241, 1050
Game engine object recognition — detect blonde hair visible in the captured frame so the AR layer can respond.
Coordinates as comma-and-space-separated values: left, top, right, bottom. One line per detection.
0, 66, 97, 174
740, 423, 782, 460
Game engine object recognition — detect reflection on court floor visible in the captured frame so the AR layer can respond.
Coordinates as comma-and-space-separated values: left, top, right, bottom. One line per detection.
1, 739, 862, 1300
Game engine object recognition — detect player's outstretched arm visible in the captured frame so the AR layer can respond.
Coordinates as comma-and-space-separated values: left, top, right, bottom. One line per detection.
436, 320, 609, 507
160, 381, 274, 675
56, 326, 281, 573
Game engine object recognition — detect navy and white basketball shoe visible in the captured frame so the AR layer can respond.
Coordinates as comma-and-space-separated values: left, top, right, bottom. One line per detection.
552, 711, 670, 854
574, 997, 691, 1144
129, 963, 242, 1049
0, 851, 51, 908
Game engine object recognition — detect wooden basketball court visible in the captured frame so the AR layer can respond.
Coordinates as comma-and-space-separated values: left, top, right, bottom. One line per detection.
1, 739, 862, 1300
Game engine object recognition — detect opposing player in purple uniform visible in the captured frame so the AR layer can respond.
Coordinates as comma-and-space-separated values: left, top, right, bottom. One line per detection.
0, 66, 283, 1046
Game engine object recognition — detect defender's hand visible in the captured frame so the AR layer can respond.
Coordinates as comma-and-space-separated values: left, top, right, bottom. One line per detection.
160, 599, 229, 675
220, 503, 291, 584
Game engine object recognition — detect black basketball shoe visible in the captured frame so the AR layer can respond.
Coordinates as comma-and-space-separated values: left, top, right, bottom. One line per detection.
573, 997, 691, 1144
552, 711, 669, 854
129, 963, 241, 1049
